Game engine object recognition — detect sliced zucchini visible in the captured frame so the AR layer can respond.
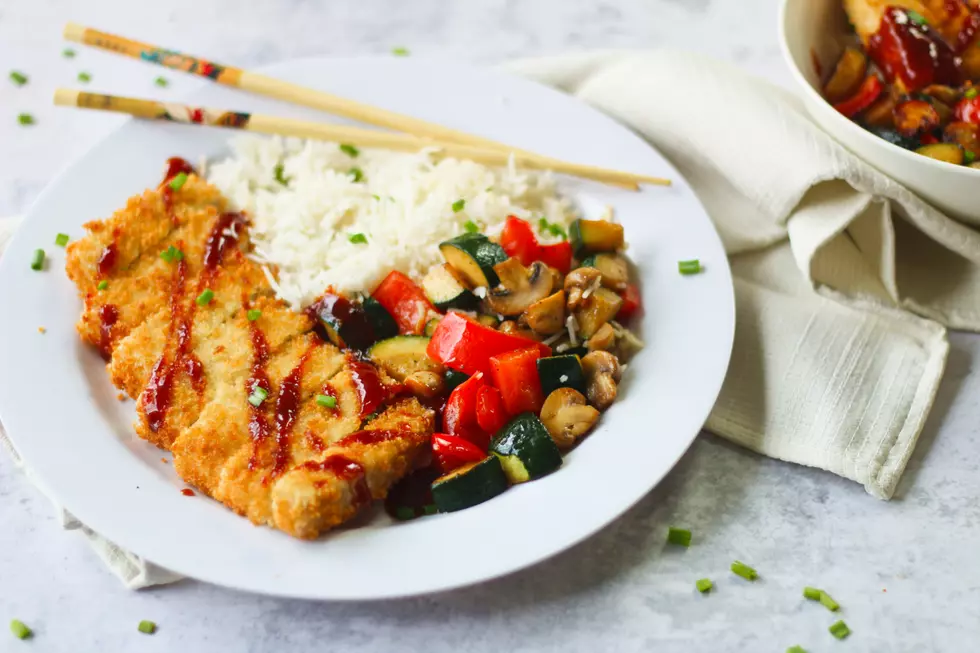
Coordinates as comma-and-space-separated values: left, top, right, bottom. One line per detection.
915, 143, 964, 165
311, 293, 376, 351
368, 335, 442, 382
569, 219, 624, 257
579, 253, 629, 290
424, 317, 441, 337
423, 263, 479, 311
574, 287, 623, 339
444, 368, 470, 392
537, 355, 586, 397
491, 412, 563, 483
431, 456, 509, 512
361, 295, 399, 342
439, 233, 508, 288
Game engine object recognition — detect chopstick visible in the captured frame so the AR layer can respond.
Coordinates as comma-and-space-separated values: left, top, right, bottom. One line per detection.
53, 89, 673, 188
62, 23, 669, 190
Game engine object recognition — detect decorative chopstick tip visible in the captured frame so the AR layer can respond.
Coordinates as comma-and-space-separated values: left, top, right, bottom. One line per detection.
63, 22, 86, 42
53, 88, 81, 107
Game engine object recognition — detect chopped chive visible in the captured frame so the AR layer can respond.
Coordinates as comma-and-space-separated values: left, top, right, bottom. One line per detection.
348, 232, 368, 244
392, 47, 410, 56
965, 150, 976, 165
463, 220, 479, 233
339, 143, 359, 157
803, 586, 823, 601
485, 186, 494, 192
907, 9, 927, 25
154, 76, 168, 87
678, 259, 702, 275
423, 504, 438, 515
667, 527, 692, 547
730, 560, 758, 581
17, 113, 34, 126
547, 223, 567, 239
169, 172, 188, 191
9, 71, 28, 86
347, 167, 364, 182
97, 280, 109, 291
9, 619, 31, 640
786, 647, 808, 653
77, 71, 92, 83
395, 506, 415, 520
966, 88, 979, 100
538, 217, 549, 232
196, 289, 214, 306
819, 591, 840, 612
63, 48, 76, 58
248, 386, 268, 407
55, 233, 70, 247
695, 578, 713, 593
137, 620, 157, 635
273, 163, 291, 186
316, 394, 337, 408
452, 199, 466, 213
30, 249, 45, 271
371, 194, 380, 201
247, 309, 262, 322
828, 620, 851, 640
160, 245, 184, 263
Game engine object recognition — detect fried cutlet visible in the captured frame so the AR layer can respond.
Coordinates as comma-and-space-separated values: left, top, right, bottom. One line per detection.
66, 169, 435, 539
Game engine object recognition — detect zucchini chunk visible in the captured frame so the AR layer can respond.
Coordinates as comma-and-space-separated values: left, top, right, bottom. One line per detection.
361, 295, 399, 342
424, 317, 441, 337
579, 253, 629, 290
310, 292, 376, 351
423, 263, 479, 311
537, 354, 586, 397
368, 335, 443, 382
431, 456, 509, 512
444, 368, 470, 392
569, 219, 624, 257
439, 233, 508, 288
491, 412, 563, 483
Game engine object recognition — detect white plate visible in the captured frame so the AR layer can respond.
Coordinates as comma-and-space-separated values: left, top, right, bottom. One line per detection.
0, 57, 733, 600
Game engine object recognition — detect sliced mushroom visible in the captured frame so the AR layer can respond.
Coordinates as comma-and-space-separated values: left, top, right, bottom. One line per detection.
581, 350, 621, 410
524, 290, 566, 336
539, 388, 600, 449
404, 371, 445, 398
586, 322, 616, 351
574, 287, 623, 339
564, 267, 602, 311
499, 319, 539, 340
486, 258, 557, 316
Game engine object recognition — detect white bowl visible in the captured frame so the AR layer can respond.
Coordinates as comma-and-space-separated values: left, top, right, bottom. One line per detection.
779, 0, 980, 226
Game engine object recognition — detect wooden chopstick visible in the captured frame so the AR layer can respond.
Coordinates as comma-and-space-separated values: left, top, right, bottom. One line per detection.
62, 23, 668, 190
53, 89, 673, 188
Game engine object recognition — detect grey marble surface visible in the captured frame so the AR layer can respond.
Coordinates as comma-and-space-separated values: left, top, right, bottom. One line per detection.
1, 1, 978, 651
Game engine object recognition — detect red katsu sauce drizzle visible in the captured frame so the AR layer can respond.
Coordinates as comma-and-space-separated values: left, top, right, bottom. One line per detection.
97, 243, 117, 277
868, 7, 962, 91
180, 488, 196, 497
300, 456, 371, 505
337, 429, 406, 447
141, 258, 191, 432
246, 317, 272, 471
269, 342, 322, 477
203, 212, 248, 273
348, 356, 389, 418
162, 157, 196, 185
97, 304, 119, 360
956, 12, 980, 52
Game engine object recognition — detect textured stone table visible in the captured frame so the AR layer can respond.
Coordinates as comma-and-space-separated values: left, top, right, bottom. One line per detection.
1, 1, 978, 651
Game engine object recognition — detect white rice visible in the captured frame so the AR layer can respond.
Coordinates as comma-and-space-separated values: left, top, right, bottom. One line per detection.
207, 135, 577, 308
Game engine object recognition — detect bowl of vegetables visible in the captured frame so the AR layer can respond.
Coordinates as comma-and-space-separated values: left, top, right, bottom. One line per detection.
779, 0, 980, 225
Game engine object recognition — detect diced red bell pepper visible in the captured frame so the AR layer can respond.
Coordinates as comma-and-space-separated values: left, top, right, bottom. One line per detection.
919, 132, 940, 145
500, 215, 541, 266
537, 241, 573, 275
475, 385, 508, 436
372, 270, 435, 335
955, 96, 980, 125
489, 347, 545, 416
617, 283, 642, 322
442, 372, 491, 450
431, 433, 486, 474
427, 311, 551, 377
833, 75, 884, 119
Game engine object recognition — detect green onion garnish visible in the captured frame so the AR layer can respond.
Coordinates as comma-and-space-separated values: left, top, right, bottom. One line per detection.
965, 150, 976, 165
395, 506, 415, 520
137, 620, 157, 635
9, 71, 28, 86
9, 619, 32, 640
169, 172, 188, 191
463, 220, 479, 233
17, 113, 34, 126
273, 163, 291, 186
196, 289, 214, 306
248, 386, 268, 407
339, 143, 359, 157
30, 249, 44, 271
347, 167, 364, 182
667, 527, 692, 547
97, 280, 109, 291
696, 578, 712, 593
63, 48, 76, 58
247, 309, 262, 321
786, 647, 807, 653
819, 591, 840, 611
537, 217, 567, 239
803, 586, 823, 601
423, 504, 438, 515
906, 10, 927, 25
154, 76, 168, 87
730, 560, 758, 581
371, 194, 381, 200
55, 233, 70, 247
452, 199, 466, 213
392, 47, 410, 56
828, 620, 850, 640
678, 259, 702, 275
966, 88, 979, 100
78, 71, 92, 83
316, 394, 337, 408
349, 233, 368, 244
160, 245, 184, 263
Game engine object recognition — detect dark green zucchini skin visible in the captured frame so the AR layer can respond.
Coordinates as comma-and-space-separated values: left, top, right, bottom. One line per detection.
439, 233, 508, 287
361, 295, 399, 341
491, 412, 563, 483
431, 456, 509, 512
423, 264, 480, 311
444, 369, 470, 392
537, 355, 586, 397
569, 219, 624, 257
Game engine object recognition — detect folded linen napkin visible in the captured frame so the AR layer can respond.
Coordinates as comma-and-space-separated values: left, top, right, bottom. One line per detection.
2, 50, 974, 588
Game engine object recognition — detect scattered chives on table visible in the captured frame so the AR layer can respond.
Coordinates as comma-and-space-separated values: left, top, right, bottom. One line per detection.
730, 560, 758, 581
802, 586, 823, 601
667, 527, 692, 547
55, 233, 70, 247
828, 620, 851, 640
30, 249, 45, 271
678, 259, 702, 275
786, 647, 808, 653
154, 76, 168, 87
819, 591, 840, 612
137, 620, 157, 635
17, 113, 34, 126
9, 619, 32, 640
77, 71, 92, 83
695, 578, 713, 593
9, 71, 28, 86
62, 48, 76, 58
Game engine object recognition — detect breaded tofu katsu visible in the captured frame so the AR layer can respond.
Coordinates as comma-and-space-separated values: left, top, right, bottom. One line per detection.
66, 160, 435, 539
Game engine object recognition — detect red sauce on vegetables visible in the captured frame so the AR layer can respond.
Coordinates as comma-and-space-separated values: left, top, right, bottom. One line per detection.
306, 292, 375, 350
97, 243, 117, 277
348, 357, 388, 417
868, 7, 961, 91
97, 304, 118, 360
180, 488, 195, 496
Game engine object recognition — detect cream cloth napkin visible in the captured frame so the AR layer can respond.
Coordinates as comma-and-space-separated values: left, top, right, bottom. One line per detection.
2, 50, 976, 588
